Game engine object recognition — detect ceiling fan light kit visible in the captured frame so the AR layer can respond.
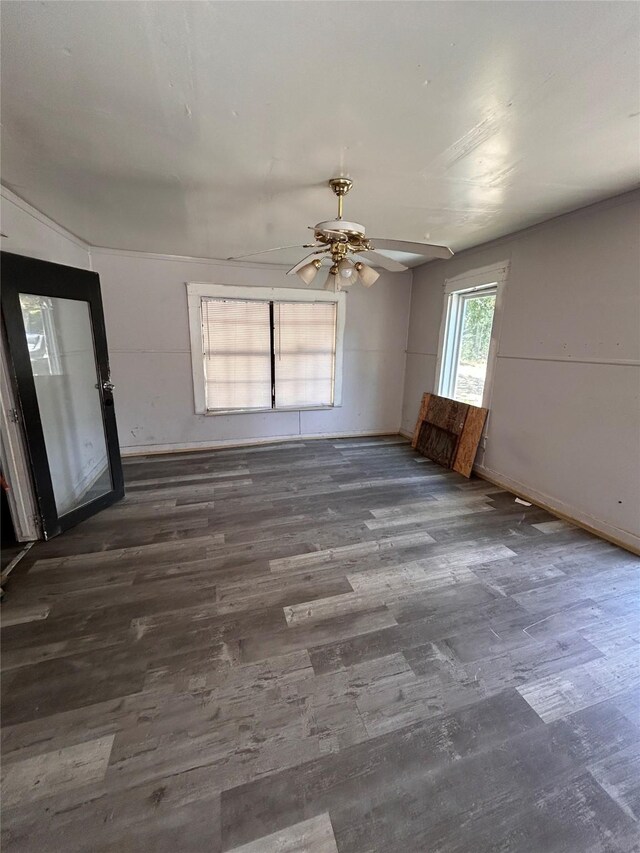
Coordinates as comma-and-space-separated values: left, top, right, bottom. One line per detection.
230, 177, 454, 290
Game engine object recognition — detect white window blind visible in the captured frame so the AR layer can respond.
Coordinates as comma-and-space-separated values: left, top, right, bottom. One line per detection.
202, 298, 272, 410
274, 301, 337, 408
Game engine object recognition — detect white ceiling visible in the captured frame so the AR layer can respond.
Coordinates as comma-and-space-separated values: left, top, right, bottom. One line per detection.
1, 1, 638, 265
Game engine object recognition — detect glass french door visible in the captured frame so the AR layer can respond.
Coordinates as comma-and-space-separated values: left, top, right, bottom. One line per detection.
1, 252, 124, 539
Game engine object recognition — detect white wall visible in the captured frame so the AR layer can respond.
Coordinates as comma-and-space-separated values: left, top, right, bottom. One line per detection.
91, 249, 412, 453
402, 191, 640, 551
1, 186, 412, 463
1, 187, 91, 269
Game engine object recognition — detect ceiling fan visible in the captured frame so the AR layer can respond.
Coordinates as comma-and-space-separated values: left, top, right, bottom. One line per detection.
228, 178, 453, 290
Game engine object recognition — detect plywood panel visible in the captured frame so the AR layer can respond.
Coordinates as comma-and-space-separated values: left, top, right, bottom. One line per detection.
426, 396, 469, 435
416, 422, 457, 467
411, 392, 431, 448
412, 393, 487, 478
453, 405, 488, 477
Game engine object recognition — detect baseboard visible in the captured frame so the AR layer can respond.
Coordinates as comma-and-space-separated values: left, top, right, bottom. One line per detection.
474, 464, 640, 556
73, 455, 109, 500
399, 428, 414, 440
120, 429, 402, 458
55, 455, 109, 516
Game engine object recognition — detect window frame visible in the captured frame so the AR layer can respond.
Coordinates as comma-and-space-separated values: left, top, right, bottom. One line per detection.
435, 261, 509, 410
186, 282, 346, 415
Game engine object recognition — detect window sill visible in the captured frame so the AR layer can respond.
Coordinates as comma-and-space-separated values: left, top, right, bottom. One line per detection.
199, 405, 341, 416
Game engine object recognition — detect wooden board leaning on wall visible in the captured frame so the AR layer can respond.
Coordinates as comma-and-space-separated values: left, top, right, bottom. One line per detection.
411, 393, 488, 478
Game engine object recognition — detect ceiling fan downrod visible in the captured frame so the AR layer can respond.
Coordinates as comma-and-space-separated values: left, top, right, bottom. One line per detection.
329, 177, 353, 221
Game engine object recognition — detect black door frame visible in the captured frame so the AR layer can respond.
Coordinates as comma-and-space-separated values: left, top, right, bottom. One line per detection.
1, 251, 124, 538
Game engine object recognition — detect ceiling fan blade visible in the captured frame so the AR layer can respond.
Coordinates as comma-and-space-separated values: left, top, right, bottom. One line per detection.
369, 239, 454, 260
357, 251, 408, 272
226, 244, 317, 261
286, 250, 330, 276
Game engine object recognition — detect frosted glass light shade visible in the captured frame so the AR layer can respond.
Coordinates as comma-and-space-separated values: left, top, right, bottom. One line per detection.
296, 259, 321, 285
323, 270, 337, 291
337, 258, 356, 280
357, 263, 380, 288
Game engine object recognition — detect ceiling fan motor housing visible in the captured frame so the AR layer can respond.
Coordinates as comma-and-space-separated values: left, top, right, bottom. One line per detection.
314, 220, 367, 240
313, 221, 371, 261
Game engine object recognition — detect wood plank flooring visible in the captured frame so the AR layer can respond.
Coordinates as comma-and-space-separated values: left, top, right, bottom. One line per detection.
1, 436, 639, 852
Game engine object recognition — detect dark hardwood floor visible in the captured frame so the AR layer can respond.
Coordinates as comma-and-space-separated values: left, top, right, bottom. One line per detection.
1, 437, 639, 852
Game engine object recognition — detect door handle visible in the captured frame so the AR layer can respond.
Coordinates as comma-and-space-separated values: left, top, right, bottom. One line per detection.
102, 381, 115, 392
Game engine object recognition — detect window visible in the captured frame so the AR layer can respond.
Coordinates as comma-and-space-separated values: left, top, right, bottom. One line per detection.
187, 283, 345, 413
439, 286, 497, 406
436, 261, 509, 408
202, 298, 273, 410
273, 301, 337, 408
